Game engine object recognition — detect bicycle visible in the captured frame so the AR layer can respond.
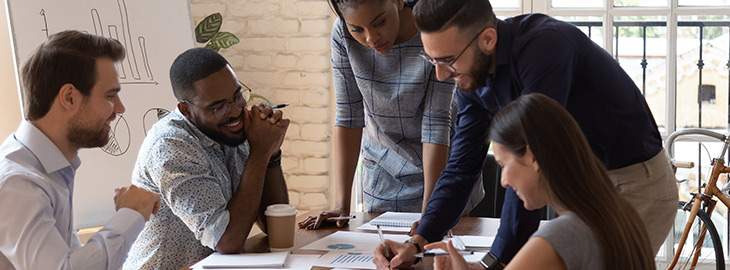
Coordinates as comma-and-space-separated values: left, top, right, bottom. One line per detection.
666, 128, 730, 270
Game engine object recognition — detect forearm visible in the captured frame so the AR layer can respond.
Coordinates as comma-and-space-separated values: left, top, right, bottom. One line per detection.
421, 143, 448, 212
216, 155, 269, 253
257, 159, 289, 232
333, 127, 362, 212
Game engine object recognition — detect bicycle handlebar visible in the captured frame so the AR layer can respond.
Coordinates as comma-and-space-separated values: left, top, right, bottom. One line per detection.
665, 128, 727, 158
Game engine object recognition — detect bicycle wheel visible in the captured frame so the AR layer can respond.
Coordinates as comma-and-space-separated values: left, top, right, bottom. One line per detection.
672, 201, 725, 270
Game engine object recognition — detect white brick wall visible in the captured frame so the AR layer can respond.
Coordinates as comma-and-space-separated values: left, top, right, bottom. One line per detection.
190, 0, 334, 211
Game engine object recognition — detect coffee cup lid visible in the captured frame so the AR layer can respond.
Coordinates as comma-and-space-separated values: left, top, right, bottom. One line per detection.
265, 204, 296, 217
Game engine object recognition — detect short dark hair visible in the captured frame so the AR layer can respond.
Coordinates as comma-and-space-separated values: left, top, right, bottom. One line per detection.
413, 0, 496, 33
169, 47, 230, 101
21, 30, 125, 120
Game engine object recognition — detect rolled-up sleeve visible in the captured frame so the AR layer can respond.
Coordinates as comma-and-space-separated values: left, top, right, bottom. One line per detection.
331, 19, 365, 129
421, 69, 454, 146
146, 137, 230, 250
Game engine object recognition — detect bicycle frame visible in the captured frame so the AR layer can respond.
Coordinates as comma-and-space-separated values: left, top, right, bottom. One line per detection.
666, 129, 730, 269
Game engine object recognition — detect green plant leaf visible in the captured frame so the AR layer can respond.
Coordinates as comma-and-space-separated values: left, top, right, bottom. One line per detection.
204, 41, 221, 52
207, 32, 240, 50
195, 13, 222, 43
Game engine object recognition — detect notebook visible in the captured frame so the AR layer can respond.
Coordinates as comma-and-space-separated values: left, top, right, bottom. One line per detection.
366, 212, 421, 228
190, 251, 289, 269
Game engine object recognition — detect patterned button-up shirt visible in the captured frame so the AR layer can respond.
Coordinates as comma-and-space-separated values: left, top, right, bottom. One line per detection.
123, 110, 250, 270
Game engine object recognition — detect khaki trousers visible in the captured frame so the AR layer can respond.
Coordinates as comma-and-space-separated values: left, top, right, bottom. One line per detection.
607, 149, 678, 255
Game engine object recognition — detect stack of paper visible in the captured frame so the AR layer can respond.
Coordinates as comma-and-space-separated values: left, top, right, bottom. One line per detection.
456, 235, 495, 248
190, 252, 289, 269
357, 212, 421, 232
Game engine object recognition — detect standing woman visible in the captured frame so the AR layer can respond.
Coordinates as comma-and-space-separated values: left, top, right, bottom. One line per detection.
301, 0, 483, 226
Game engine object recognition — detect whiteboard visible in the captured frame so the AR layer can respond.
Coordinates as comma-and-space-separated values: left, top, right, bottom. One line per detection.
6, 0, 194, 228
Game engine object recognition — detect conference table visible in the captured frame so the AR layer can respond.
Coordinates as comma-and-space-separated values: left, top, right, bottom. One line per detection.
235, 210, 501, 269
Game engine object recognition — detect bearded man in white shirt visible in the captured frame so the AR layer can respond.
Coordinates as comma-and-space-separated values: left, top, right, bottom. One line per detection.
0, 30, 159, 270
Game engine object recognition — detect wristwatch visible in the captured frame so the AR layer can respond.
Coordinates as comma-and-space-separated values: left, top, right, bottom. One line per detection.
479, 252, 505, 270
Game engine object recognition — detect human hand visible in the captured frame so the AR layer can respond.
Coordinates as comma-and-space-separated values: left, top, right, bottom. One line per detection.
297, 210, 350, 230
425, 240, 472, 270
409, 219, 420, 236
245, 105, 289, 159
114, 185, 160, 221
374, 239, 419, 269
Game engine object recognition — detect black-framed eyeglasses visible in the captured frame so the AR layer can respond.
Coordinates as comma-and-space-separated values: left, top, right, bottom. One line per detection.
420, 24, 489, 73
182, 81, 252, 118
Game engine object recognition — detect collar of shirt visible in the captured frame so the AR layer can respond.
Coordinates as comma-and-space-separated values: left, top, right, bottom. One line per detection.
494, 19, 514, 72
15, 121, 81, 174
173, 109, 220, 149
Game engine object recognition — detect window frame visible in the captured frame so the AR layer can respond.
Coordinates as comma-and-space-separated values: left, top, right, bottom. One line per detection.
523, 0, 730, 267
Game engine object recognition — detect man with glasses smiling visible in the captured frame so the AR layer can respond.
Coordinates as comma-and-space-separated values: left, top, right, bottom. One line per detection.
375, 0, 677, 269
124, 48, 290, 270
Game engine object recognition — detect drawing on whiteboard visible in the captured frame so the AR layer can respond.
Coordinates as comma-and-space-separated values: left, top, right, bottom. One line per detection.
142, 107, 170, 135
40, 9, 49, 38
40, 0, 157, 85
101, 114, 131, 156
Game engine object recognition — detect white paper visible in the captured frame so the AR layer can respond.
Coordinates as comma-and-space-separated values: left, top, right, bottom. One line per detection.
356, 223, 412, 233
456, 235, 495, 248
366, 212, 421, 227
191, 254, 321, 270
464, 252, 488, 263
190, 252, 289, 269
299, 231, 410, 252
314, 252, 376, 270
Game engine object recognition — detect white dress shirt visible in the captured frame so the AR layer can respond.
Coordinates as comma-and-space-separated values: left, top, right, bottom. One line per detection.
0, 121, 145, 270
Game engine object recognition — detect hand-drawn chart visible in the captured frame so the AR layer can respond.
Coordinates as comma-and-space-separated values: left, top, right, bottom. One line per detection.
40, 0, 157, 85
142, 107, 170, 135
7, 0, 193, 228
101, 114, 131, 156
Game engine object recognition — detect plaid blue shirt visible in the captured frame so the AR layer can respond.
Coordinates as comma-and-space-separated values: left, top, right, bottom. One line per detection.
331, 19, 455, 211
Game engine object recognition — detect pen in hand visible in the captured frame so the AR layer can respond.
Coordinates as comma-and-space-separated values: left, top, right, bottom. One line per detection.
377, 225, 391, 260
272, 103, 288, 109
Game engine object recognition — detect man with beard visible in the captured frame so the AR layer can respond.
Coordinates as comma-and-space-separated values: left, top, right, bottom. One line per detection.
0, 31, 160, 270
375, 0, 677, 269
123, 48, 290, 270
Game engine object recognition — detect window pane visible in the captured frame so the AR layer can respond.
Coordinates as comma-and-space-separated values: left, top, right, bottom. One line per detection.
490, 0, 520, 9
614, 16, 668, 133
556, 16, 605, 48
614, 0, 667, 7
679, 0, 730, 6
675, 15, 730, 130
551, 0, 603, 8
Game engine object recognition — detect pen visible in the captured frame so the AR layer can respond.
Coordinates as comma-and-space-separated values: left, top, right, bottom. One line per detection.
272, 103, 288, 109
377, 225, 391, 259
326, 215, 356, 221
415, 249, 475, 258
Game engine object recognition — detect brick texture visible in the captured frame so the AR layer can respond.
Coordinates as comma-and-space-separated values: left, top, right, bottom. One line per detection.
191, 0, 333, 211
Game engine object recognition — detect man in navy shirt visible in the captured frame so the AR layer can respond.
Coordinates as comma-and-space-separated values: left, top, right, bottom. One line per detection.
374, 0, 678, 268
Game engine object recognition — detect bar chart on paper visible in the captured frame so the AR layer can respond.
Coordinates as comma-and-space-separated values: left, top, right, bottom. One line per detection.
314, 252, 376, 270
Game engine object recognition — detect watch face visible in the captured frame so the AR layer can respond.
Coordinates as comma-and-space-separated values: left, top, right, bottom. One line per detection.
481, 252, 501, 269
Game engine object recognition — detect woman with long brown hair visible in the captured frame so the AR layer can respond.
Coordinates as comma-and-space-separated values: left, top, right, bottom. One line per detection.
427, 93, 655, 270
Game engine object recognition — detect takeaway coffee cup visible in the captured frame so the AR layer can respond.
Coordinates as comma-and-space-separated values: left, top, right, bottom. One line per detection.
265, 204, 296, 251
